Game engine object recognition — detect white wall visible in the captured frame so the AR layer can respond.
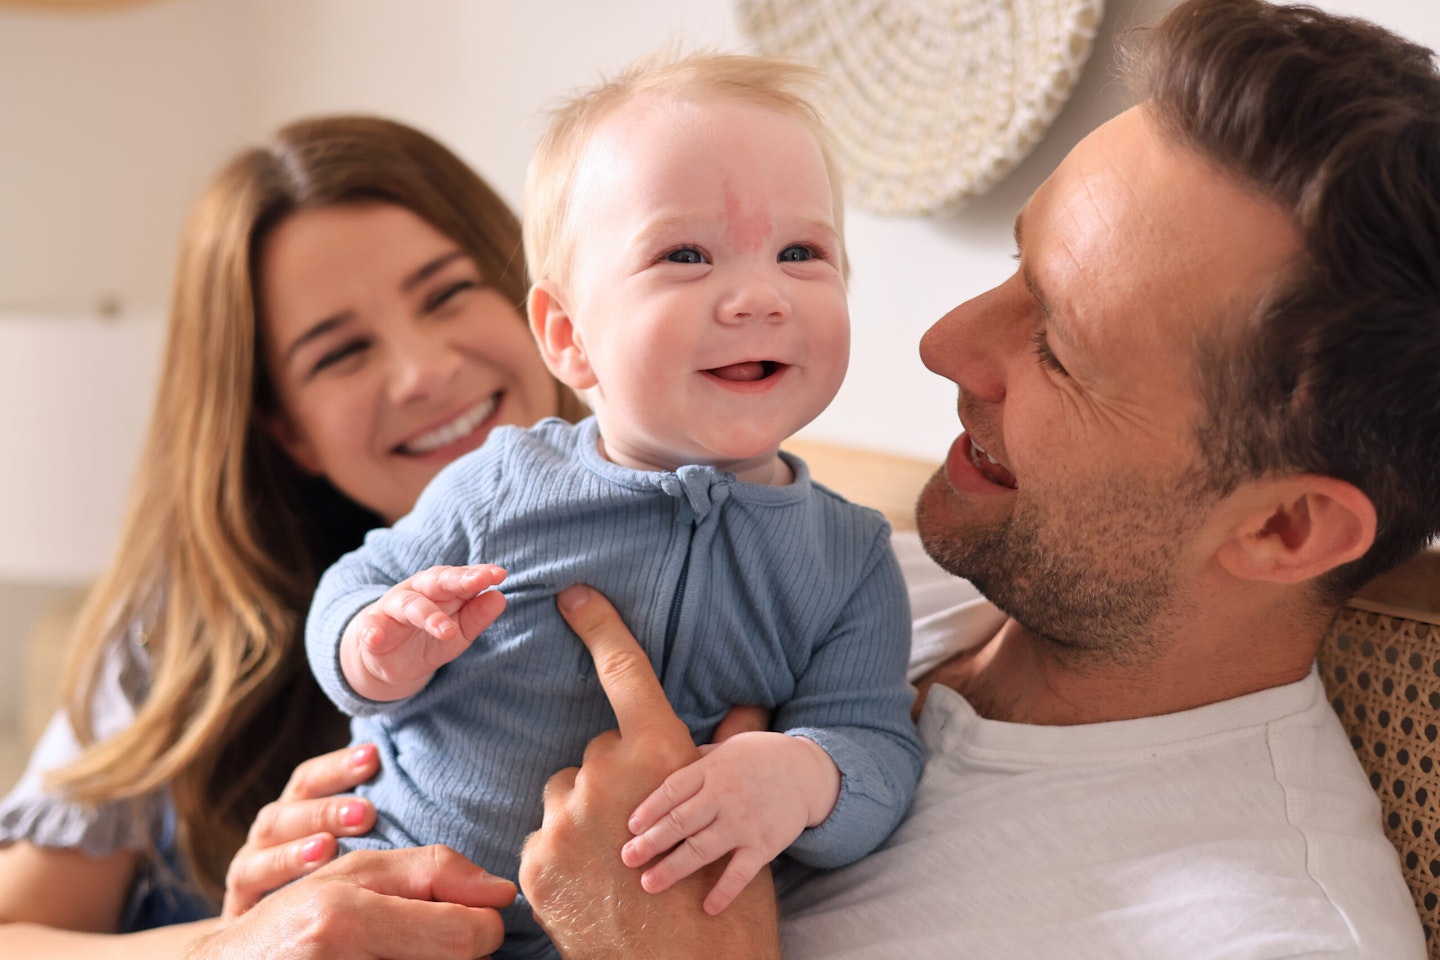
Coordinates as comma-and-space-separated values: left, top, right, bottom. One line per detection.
0, 0, 253, 315
0, 0, 256, 746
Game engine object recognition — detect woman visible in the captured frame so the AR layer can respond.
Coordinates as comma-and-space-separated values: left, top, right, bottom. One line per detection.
0, 114, 584, 955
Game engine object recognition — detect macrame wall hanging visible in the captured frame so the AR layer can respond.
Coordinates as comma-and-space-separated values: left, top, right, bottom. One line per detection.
736, 0, 1107, 216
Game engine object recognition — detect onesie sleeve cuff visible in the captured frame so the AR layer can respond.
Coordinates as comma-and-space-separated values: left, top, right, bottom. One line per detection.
306, 587, 395, 717
782, 726, 911, 869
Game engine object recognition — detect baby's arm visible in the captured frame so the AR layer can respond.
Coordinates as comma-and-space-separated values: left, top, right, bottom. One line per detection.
341, 564, 507, 702
620, 731, 840, 915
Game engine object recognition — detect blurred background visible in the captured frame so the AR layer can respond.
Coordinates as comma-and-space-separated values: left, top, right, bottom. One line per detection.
1, 0, 1435, 785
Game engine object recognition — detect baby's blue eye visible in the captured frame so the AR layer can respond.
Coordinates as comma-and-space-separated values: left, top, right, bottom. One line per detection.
666, 248, 705, 264
778, 245, 813, 262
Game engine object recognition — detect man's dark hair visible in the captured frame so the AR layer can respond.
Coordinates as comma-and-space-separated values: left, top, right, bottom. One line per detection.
1123, 0, 1440, 603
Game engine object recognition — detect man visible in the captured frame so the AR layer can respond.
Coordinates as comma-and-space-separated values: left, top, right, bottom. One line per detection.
518, 0, 1440, 956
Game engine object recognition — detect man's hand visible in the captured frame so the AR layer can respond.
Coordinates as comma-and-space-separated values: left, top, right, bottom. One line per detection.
518, 584, 782, 960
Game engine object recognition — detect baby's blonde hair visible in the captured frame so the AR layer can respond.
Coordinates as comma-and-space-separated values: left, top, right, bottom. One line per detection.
523, 50, 847, 298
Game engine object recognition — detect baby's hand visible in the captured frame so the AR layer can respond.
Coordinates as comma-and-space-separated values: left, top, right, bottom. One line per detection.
341, 564, 507, 702
620, 731, 840, 915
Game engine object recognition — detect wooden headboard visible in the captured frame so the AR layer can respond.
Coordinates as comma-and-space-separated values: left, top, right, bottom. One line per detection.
784, 438, 937, 533
1350, 550, 1440, 626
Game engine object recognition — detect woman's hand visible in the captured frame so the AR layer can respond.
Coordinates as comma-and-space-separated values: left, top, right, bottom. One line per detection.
193, 846, 514, 960
222, 743, 382, 918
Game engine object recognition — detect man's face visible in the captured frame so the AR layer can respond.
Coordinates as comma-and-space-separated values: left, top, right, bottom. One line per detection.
916, 107, 1300, 659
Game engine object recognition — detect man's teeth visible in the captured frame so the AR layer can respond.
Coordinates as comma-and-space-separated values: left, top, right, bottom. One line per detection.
402, 396, 497, 454
970, 438, 1002, 468
968, 435, 1018, 488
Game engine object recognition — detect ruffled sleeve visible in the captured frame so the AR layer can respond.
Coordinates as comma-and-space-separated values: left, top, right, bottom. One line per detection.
0, 628, 164, 857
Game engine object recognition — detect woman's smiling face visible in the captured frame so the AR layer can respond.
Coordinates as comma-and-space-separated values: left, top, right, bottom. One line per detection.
259, 202, 558, 523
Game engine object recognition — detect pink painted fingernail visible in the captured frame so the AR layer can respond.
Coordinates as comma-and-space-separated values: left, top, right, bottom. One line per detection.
339, 802, 366, 827
349, 744, 375, 767
301, 838, 325, 863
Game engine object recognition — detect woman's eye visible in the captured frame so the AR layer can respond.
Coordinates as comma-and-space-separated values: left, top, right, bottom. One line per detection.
778, 244, 815, 263
665, 248, 706, 264
427, 279, 477, 312
312, 340, 368, 376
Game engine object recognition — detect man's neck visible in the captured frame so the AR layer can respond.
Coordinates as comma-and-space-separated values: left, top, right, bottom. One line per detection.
916, 611, 1324, 726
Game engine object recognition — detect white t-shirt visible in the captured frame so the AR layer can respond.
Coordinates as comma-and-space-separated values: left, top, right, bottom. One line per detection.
779, 647, 1424, 959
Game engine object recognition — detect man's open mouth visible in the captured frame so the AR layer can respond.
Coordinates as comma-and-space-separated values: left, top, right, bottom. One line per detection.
969, 435, 1018, 488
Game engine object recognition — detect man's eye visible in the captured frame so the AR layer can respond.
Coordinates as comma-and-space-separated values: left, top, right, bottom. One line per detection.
1030, 329, 1069, 378
778, 245, 815, 263
665, 248, 706, 264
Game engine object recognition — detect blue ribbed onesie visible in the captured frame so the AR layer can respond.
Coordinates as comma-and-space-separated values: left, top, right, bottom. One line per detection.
306, 416, 922, 959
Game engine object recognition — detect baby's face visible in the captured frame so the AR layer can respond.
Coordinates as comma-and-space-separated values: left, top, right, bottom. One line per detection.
558, 94, 849, 481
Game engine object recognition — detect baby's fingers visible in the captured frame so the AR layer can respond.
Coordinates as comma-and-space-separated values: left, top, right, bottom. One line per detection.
702, 849, 768, 916
399, 566, 506, 639
370, 590, 458, 647
622, 785, 717, 870
627, 759, 705, 834
635, 821, 730, 894
626, 762, 705, 837
454, 587, 508, 640
409, 564, 507, 601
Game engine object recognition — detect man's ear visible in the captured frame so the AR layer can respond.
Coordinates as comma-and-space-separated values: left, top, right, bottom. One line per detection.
258, 410, 323, 476
1215, 475, 1377, 584
528, 285, 598, 391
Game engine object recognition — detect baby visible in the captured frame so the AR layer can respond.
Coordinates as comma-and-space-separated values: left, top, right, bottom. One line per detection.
306, 52, 922, 959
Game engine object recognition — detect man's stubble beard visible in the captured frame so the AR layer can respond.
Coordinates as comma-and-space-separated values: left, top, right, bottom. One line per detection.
916, 465, 1216, 670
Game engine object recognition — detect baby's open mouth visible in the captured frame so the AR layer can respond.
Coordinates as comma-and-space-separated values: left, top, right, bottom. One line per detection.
706, 361, 784, 382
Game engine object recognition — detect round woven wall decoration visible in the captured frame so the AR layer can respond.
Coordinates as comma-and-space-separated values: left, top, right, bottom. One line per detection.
736, 0, 1106, 216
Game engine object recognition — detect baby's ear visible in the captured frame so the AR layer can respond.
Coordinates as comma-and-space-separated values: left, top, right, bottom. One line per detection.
528, 285, 598, 391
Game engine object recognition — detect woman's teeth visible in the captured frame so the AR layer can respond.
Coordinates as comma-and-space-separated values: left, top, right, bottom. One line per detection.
401, 395, 498, 454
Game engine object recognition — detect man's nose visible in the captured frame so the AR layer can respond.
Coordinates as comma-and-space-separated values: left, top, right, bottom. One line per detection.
920, 281, 1021, 404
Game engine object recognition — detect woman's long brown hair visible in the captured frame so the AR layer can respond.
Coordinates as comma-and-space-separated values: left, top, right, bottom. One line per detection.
50, 115, 585, 904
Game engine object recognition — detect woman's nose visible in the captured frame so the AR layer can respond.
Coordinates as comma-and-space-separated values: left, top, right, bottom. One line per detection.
387, 329, 462, 403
